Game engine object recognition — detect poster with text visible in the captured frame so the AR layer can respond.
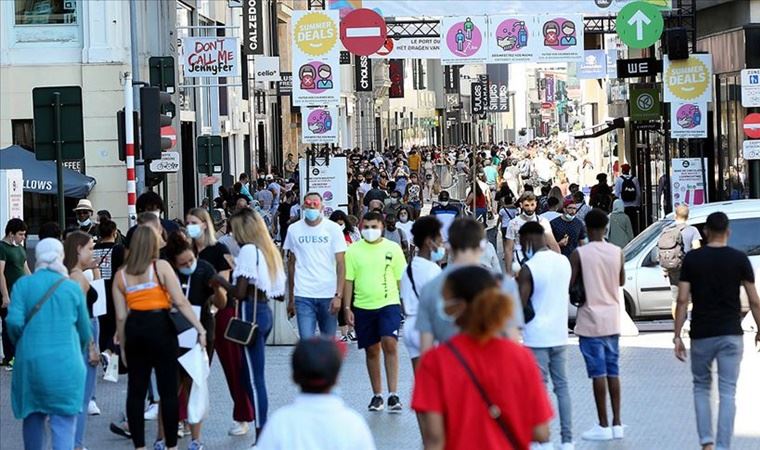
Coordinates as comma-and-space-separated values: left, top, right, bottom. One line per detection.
536, 15, 584, 63
577, 50, 607, 79
671, 102, 707, 139
370, 36, 441, 59
440, 16, 489, 65
487, 15, 538, 63
664, 54, 713, 104
301, 107, 339, 144
292, 10, 341, 106
671, 158, 708, 208
181, 37, 240, 78
298, 156, 348, 217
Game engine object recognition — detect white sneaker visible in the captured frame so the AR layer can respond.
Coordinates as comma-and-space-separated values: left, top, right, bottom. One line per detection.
87, 400, 101, 416
144, 403, 159, 421
561, 443, 575, 450
228, 421, 250, 436
581, 425, 613, 441
612, 425, 625, 439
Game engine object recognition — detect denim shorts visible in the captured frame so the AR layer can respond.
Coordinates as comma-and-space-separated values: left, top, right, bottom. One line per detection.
578, 335, 620, 378
353, 304, 402, 349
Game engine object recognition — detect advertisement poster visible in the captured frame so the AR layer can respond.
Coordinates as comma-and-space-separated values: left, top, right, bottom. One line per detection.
671, 158, 708, 208
298, 156, 348, 217
252, 56, 280, 81
370, 36, 441, 59
577, 50, 607, 79
671, 102, 707, 139
440, 16, 489, 65
181, 37, 240, 78
536, 15, 584, 63
301, 107, 339, 144
487, 15, 537, 63
292, 10, 341, 106
329, 1, 660, 17
663, 54, 713, 103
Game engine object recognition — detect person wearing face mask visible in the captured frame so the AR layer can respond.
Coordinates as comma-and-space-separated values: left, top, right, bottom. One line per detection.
396, 207, 415, 252
343, 212, 406, 413
283, 193, 347, 340
73, 199, 99, 239
382, 214, 409, 260
550, 199, 587, 258
383, 190, 403, 217
504, 192, 561, 275
429, 191, 461, 243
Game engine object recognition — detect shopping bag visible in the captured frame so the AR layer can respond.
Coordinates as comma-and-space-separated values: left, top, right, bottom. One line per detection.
179, 344, 210, 424
103, 352, 120, 383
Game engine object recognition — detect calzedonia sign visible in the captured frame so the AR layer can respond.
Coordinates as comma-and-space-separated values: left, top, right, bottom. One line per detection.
354, 55, 373, 92
243, 0, 264, 55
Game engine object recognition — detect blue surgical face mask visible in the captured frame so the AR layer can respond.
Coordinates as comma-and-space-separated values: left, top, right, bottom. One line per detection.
179, 260, 197, 276
436, 298, 459, 323
431, 246, 446, 262
304, 208, 321, 221
186, 223, 203, 239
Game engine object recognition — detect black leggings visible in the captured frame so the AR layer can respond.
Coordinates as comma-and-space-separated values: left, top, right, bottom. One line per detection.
125, 310, 179, 448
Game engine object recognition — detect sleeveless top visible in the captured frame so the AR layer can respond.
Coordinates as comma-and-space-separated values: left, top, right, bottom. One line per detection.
574, 241, 623, 337
121, 264, 171, 311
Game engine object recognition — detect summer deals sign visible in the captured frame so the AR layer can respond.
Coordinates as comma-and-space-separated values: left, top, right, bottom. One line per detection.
440, 16, 489, 65
181, 37, 240, 78
663, 54, 713, 103
301, 107, 339, 144
292, 10, 341, 106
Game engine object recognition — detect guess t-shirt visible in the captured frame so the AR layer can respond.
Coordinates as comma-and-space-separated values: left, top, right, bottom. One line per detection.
283, 219, 347, 298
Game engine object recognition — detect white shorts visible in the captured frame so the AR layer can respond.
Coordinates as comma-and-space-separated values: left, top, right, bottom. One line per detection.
402, 315, 421, 360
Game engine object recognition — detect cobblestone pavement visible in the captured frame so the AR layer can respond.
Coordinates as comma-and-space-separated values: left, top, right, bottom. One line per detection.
2, 327, 760, 450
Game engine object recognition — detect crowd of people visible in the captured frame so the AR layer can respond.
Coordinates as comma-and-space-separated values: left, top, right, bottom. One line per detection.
0, 138, 758, 450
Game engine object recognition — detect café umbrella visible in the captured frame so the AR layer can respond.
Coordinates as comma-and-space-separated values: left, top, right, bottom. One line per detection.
0, 145, 96, 198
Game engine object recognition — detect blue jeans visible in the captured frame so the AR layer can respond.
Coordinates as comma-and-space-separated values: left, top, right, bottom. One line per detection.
295, 296, 337, 339
23, 412, 77, 450
691, 335, 743, 450
75, 318, 99, 448
240, 300, 273, 429
531, 346, 573, 444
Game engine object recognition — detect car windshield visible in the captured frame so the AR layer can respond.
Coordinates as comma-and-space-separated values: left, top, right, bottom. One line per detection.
623, 219, 673, 263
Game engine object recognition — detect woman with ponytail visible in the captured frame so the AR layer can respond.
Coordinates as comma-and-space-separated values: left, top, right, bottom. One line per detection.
412, 266, 553, 450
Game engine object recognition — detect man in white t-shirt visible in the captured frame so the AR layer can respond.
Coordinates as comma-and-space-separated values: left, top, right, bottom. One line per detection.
284, 192, 347, 339
517, 221, 574, 450
504, 192, 561, 274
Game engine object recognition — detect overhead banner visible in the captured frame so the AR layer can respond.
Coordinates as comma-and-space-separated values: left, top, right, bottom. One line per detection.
663, 54, 713, 104
354, 55, 373, 92
671, 102, 707, 139
292, 10, 341, 106
182, 37, 240, 78
440, 16, 489, 65
536, 15, 584, 63
301, 107, 339, 144
243, 0, 264, 55
298, 156, 348, 216
389, 59, 405, 98
486, 64, 509, 112
370, 36, 441, 59
577, 50, 607, 79
671, 158, 708, 208
487, 15, 537, 63
252, 56, 280, 81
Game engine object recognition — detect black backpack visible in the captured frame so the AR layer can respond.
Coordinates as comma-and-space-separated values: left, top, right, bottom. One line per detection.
620, 176, 637, 202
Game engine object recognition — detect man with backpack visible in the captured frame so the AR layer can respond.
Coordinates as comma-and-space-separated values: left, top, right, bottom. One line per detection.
614, 164, 642, 235
657, 205, 701, 319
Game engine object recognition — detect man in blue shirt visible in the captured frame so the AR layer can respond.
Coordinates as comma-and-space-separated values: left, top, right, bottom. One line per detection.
429, 191, 461, 243
550, 199, 587, 257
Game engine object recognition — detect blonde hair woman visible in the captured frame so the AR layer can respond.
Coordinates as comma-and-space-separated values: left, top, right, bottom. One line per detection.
213, 209, 285, 439
113, 226, 206, 450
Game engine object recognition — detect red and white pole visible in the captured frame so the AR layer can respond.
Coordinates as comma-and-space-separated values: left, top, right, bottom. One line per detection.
124, 72, 137, 227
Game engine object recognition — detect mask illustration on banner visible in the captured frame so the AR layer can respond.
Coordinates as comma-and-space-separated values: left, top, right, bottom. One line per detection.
676, 104, 702, 130
495, 19, 529, 52
543, 18, 577, 49
299, 62, 333, 93
448, 17, 482, 56
307, 109, 333, 135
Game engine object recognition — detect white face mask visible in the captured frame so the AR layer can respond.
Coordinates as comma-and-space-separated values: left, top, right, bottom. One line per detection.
78, 218, 92, 227
361, 228, 382, 243
148, 210, 161, 219
186, 223, 203, 239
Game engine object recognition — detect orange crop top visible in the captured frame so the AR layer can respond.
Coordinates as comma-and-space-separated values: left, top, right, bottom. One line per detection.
121, 264, 171, 311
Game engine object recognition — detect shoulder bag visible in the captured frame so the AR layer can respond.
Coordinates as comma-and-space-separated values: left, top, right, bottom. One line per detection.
445, 341, 521, 449
154, 261, 194, 334
224, 250, 259, 345
569, 257, 586, 307
19, 278, 67, 339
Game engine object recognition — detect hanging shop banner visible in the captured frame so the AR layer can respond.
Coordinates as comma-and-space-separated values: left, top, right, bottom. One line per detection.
278, 72, 292, 95
440, 16, 489, 65
663, 54, 713, 104
671, 158, 708, 208
292, 10, 341, 106
389, 59, 405, 98
486, 64, 509, 112
370, 36, 441, 59
536, 15, 584, 63
545, 74, 555, 103
471, 79, 489, 114
252, 56, 280, 81
671, 101, 707, 139
354, 55, 373, 92
629, 85, 661, 121
487, 15, 537, 63
242, 0, 264, 55
301, 107, 339, 144
181, 37, 240, 78
577, 50, 608, 79
298, 156, 348, 217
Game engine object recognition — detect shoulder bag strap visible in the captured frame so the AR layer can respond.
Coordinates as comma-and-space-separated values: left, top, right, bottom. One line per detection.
444, 341, 521, 450
21, 278, 67, 337
406, 263, 419, 298
253, 248, 259, 321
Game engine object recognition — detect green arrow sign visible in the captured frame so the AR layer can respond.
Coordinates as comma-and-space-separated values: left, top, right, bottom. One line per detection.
616, 1, 664, 49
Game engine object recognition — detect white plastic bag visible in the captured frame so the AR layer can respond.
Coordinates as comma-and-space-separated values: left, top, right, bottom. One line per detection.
103, 353, 119, 383
179, 344, 210, 424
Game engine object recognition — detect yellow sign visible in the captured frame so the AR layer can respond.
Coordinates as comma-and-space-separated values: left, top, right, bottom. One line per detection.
294, 12, 338, 57
664, 54, 712, 103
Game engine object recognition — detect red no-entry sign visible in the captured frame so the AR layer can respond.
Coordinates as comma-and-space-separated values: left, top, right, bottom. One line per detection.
161, 125, 177, 148
744, 113, 760, 139
340, 9, 387, 56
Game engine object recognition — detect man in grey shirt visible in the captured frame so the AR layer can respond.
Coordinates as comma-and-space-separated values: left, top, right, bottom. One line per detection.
416, 218, 523, 354
666, 204, 702, 318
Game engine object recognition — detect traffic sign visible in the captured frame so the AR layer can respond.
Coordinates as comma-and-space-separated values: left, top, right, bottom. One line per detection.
340, 9, 387, 56
741, 69, 760, 108
616, 1, 664, 49
744, 141, 760, 160
149, 151, 180, 173
744, 113, 760, 139
629, 86, 661, 121
161, 125, 177, 149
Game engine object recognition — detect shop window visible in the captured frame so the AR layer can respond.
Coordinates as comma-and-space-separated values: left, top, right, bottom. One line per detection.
15, 0, 77, 25
12, 119, 34, 150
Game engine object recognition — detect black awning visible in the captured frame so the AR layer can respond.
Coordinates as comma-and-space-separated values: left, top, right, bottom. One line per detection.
574, 117, 625, 140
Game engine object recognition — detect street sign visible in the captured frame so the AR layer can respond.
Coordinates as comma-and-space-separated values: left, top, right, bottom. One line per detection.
741, 69, 760, 108
196, 135, 223, 174
744, 141, 760, 160
616, 1, 664, 49
340, 8, 387, 56
616, 57, 662, 78
744, 113, 760, 139
148, 56, 176, 93
629, 86, 661, 121
32, 86, 84, 161
149, 151, 180, 173
161, 125, 177, 149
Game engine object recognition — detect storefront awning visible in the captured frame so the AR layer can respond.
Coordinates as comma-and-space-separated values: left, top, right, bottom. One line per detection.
574, 118, 625, 140
0, 145, 96, 198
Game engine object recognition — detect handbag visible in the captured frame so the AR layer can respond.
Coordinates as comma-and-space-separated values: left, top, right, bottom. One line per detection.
19, 278, 66, 339
153, 261, 194, 334
569, 258, 586, 307
224, 250, 259, 345
444, 341, 521, 449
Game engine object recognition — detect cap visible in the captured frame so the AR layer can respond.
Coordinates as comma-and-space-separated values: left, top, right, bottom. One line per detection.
292, 337, 346, 391
621, 163, 631, 172
563, 198, 575, 208
73, 199, 94, 212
